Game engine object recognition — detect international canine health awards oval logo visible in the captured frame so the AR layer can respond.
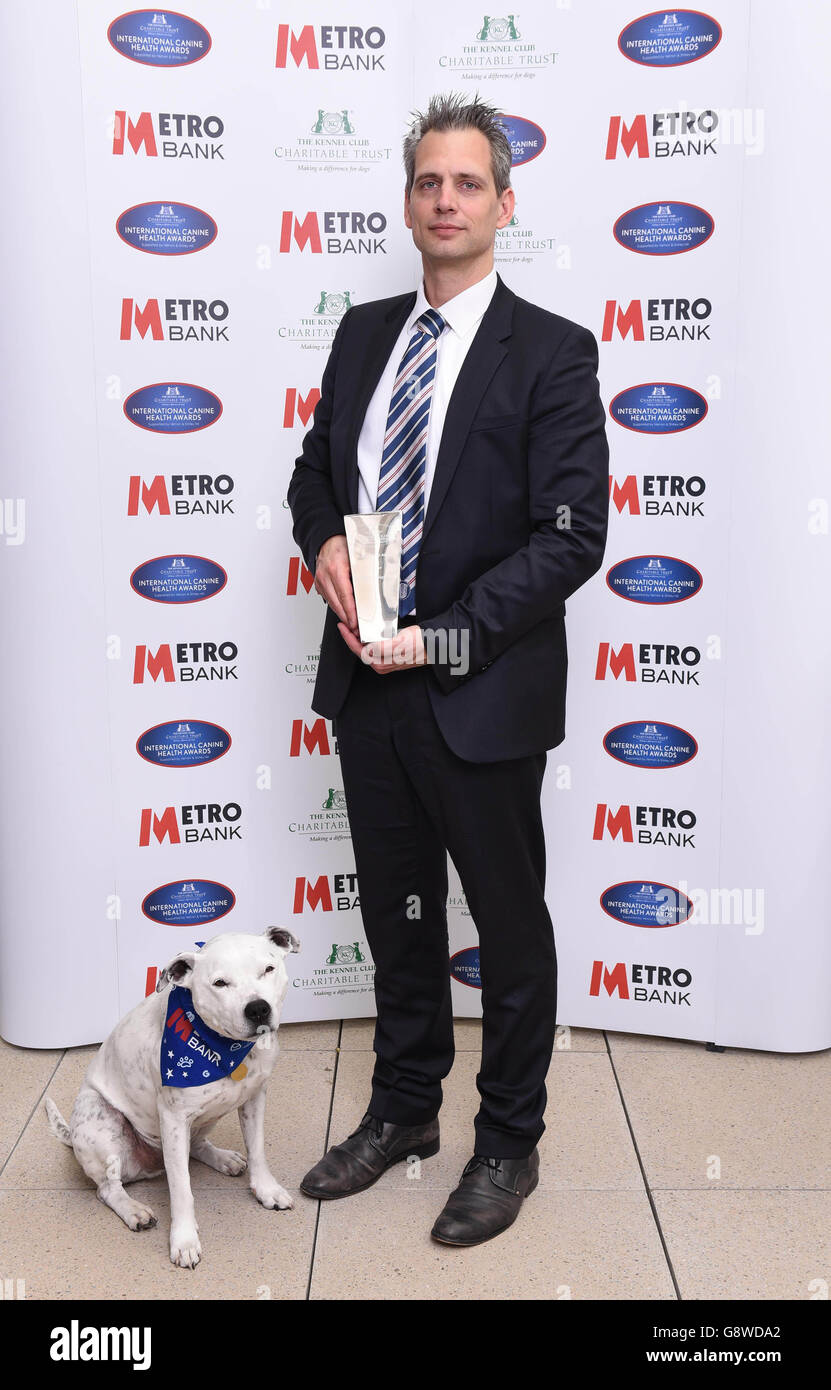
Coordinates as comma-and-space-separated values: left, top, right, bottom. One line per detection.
142, 879, 235, 926
136, 720, 231, 767
610, 383, 707, 434
124, 382, 222, 433
601, 881, 693, 927
618, 10, 722, 66
603, 721, 698, 769
450, 947, 481, 989
499, 115, 546, 166
116, 202, 217, 256
108, 10, 211, 66
614, 202, 714, 255
130, 555, 228, 604
606, 556, 703, 605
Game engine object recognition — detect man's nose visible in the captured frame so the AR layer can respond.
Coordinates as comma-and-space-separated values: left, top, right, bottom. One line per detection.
434, 181, 458, 210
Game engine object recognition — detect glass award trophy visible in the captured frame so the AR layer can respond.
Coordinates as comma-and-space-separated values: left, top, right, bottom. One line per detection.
344, 511, 402, 643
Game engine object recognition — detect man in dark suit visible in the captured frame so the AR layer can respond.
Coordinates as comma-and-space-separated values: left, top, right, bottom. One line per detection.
287, 94, 609, 1246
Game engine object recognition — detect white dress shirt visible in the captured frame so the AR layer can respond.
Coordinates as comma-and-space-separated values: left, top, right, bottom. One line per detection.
356, 269, 498, 612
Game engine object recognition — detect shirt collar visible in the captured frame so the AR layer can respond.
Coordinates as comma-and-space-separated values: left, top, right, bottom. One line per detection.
408, 268, 498, 341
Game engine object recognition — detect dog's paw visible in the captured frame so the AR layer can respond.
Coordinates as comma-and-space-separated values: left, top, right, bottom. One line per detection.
214, 1147, 247, 1176
253, 1181, 294, 1211
170, 1226, 202, 1268
126, 1201, 157, 1231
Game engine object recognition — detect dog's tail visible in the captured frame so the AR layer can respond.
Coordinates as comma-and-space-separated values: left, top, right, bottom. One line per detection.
44, 1096, 72, 1147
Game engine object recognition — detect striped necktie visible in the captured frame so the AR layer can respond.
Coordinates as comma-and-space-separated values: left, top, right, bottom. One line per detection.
376, 307, 446, 617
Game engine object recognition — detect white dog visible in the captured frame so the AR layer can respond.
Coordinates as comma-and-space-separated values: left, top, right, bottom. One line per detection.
45, 926, 300, 1268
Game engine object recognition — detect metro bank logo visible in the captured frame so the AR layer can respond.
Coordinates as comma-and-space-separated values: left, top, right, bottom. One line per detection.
293, 874, 360, 913
595, 642, 702, 686
112, 111, 224, 159
128, 475, 235, 517
606, 112, 719, 160
589, 960, 692, 1006
602, 298, 712, 341
166, 1005, 192, 1041
286, 557, 315, 595
279, 210, 387, 255
283, 388, 320, 427
290, 719, 336, 756
608, 473, 706, 518
275, 24, 386, 70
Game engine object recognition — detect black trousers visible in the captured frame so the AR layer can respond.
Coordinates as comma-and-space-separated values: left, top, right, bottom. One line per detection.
334, 645, 558, 1159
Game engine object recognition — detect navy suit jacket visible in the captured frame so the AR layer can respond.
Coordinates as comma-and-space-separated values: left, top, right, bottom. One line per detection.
286, 274, 609, 762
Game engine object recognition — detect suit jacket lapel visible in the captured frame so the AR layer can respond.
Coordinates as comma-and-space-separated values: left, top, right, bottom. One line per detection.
422, 275, 515, 542
345, 292, 415, 514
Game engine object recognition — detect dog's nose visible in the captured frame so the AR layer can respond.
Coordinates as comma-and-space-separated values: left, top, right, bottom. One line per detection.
244, 998, 272, 1026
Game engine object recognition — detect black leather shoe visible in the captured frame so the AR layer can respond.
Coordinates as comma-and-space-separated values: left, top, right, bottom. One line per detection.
430, 1149, 539, 1246
300, 1111, 440, 1200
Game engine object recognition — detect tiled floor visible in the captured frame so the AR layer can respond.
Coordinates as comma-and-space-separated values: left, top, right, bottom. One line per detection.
1, 1019, 828, 1300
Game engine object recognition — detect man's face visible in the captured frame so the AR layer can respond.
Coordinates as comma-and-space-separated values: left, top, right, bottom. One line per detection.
404, 127, 515, 268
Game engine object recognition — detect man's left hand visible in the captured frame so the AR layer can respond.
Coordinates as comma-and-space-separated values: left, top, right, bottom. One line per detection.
337, 621, 429, 673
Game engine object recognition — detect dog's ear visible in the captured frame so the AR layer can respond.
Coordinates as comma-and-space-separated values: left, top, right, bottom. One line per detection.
155, 952, 197, 993
265, 926, 300, 955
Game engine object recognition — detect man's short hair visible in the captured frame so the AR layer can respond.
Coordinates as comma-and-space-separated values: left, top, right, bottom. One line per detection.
403, 93, 513, 196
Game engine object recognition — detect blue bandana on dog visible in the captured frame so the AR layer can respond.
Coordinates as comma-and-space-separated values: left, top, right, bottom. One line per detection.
161, 986, 256, 1088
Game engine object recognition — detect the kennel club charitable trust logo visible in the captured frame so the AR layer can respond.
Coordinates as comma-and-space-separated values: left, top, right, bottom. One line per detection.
284, 647, 319, 683
291, 940, 375, 998
603, 720, 698, 769
601, 881, 694, 927
607, 556, 703, 604
314, 290, 351, 315
614, 202, 714, 255
108, 9, 211, 66
450, 947, 482, 989
116, 201, 217, 255
438, 15, 555, 77
610, 382, 707, 433
288, 787, 351, 843
161, 986, 254, 1088
495, 214, 558, 265
278, 290, 355, 351
142, 880, 235, 926
124, 382, 222, 432
137, 719, 231, 767
274, 110, 392, 173
130, 555, 227, 604
618, 10, 722, 66
499, 115, 545, 165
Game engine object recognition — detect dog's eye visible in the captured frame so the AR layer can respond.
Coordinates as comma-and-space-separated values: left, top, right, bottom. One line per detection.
213, 979, 229, 988
262, 966, 275, 975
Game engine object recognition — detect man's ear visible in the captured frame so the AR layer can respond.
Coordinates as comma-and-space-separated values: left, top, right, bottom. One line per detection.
155, 952, 197, 993
403, 186, 413, 229
496, 184, 515, 229
265, 926, 301, 955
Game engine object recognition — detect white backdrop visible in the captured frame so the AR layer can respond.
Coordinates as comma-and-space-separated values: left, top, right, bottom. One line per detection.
1, 0, 829, 1052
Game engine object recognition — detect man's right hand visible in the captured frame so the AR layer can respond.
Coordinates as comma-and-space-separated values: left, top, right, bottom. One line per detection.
314, 534, 359, 634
